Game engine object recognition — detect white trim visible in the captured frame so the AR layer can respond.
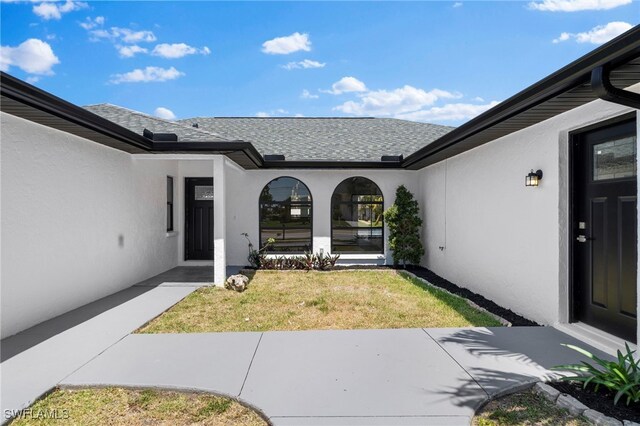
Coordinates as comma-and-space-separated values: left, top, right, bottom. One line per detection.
554, 322, 636, 357
134, 154, 224, 160
166, 231, 178, 238
336, 254, 385, 260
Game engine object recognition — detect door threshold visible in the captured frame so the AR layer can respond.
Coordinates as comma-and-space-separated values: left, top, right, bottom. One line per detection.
554, 322, 636, 357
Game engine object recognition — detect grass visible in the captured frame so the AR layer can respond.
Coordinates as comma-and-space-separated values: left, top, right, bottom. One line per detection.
138, 270, 502, 333
8, 388, 266, 426
473, 390, 591, 426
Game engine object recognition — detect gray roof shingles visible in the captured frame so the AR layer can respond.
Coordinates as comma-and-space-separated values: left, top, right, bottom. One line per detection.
84, 104, 229, 143
180, 117, 454, 162
84, 104, 455, 162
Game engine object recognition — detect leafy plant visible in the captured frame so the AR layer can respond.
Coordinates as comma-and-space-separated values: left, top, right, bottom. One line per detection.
383, 185, 424, 267
552, 343, 640, 406
241, 233, 275, 269
250, 249, 341, 271
314, 250, 331, 271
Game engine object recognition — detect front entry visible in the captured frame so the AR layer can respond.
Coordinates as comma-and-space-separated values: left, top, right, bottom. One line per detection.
185, 178, 214, 261
572, 116, 637, 342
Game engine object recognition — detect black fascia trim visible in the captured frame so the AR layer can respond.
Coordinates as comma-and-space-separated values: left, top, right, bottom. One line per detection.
1, 71, 153, 152
151, 141, 264, 167
262, 160, 403, 169
402, 25, 640, 169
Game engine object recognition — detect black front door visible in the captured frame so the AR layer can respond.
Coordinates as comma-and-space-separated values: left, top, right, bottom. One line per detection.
572, 116, 637, 342
185, 178, 214, 261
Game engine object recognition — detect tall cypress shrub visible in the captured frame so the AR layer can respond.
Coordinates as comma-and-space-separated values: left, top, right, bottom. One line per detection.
384, 185, 424, 267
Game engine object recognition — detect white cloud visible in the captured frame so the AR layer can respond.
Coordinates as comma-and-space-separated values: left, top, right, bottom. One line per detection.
323, 76, 367, 95
154, 107, 176, 120
33, 0, 87, 20
453, 2, 463, 7
553, 21, 633, 44
79, 16, 104, 30
0, 38, 59, 75
117, 44, 148, 58
294, 113, 305, 117
335, 85, 461, 116
109, 66, 184, 84
282, 59, 325, 70
396, 101, 500, 122
151, 43, 211, 58
529, 0, 631, 11
26, 75, 40, 84
473, 96, 485, 102
89, 27, 156, 43
301, 89, 319, 99
255, 108, 288, 117
262, 32, 311, 55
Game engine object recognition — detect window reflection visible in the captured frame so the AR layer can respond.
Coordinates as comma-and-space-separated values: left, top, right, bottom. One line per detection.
259, 177, 312, 253
331, 177, 384, 253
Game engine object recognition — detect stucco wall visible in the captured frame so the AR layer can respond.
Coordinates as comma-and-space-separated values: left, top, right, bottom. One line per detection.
1, 112, 179, 338
223, 164, 419, 267
418, 99, 637, 326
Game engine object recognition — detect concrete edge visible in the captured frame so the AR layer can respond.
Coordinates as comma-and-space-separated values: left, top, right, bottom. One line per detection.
471, 380, 538, 416
533, 381, 626, 425
56, 383, 274, 425
1, 386, 60, 425
130, 290, 203, 334
398, 271, 513, 327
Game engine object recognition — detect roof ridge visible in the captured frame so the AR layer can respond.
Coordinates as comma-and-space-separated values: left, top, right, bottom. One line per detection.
84, 103, 228, 139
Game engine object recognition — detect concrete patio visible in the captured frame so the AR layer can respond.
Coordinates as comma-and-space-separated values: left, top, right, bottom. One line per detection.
1, 267, 613, 426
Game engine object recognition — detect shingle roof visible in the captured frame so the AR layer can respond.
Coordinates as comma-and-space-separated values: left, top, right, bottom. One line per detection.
83, 103, 455, 161
177, 117, 455, 162
83, 104, 229, 142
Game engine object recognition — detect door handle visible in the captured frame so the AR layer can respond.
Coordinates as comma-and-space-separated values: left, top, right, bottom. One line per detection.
576, 235, 594, 243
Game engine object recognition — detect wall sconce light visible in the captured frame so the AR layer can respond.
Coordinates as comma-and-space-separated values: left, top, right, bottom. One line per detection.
525, 169, 543, 187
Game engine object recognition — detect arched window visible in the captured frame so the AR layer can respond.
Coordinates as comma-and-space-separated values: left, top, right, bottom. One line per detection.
331, 177, 384, 253
259, 177, 312, 253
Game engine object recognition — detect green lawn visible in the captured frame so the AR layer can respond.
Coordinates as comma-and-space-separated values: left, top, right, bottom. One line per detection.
138, 270, 502, 333
9, 388, 266, 426
473, 390, 591, 426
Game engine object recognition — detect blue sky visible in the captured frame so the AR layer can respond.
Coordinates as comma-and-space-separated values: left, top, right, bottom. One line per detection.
1, 1, 638, 125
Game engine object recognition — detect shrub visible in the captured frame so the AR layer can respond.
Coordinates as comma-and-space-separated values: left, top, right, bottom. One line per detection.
241, 233, 274, 269
552, 343, 640, 406
249, 250, 340, 271
384, 185, 424, 267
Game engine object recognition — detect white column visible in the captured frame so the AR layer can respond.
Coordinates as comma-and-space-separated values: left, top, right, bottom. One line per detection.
213, 156, 227, 285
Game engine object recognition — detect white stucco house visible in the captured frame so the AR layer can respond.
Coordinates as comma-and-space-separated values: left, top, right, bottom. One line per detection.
2, 27, 639, 346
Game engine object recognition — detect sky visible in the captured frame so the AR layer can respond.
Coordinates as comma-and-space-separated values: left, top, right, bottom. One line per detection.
1, 0, 638, 126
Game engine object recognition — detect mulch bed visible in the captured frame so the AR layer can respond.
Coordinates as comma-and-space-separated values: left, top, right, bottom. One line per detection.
404, 265, 539, 326
550, 381, 640, 422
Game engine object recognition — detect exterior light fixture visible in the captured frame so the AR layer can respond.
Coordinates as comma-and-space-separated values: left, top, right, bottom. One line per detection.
525, 169, 543, 187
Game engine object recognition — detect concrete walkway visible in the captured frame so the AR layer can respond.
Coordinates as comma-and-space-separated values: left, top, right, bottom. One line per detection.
1, 266, 612, 425
59, 327, 608, 426
0, 267, 213, 422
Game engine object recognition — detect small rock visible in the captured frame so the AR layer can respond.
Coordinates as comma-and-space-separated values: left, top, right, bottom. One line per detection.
583, 409, 622, 426
556, 394, 589, 416
533, 382, 560, 402
225, 274, 249, 292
